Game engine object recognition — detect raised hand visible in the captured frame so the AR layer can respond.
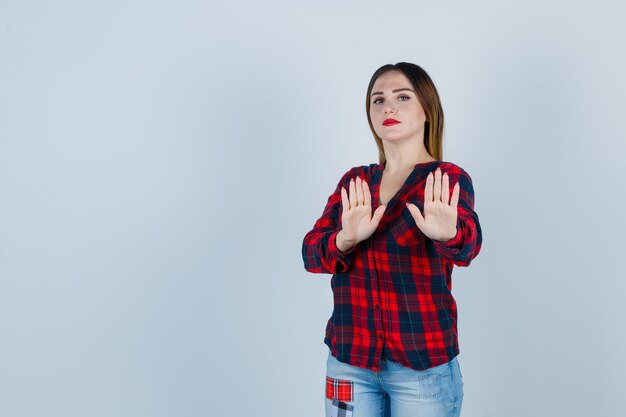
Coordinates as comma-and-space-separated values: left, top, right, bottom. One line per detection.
338, 176, 387, 249
406, 167, 459, 242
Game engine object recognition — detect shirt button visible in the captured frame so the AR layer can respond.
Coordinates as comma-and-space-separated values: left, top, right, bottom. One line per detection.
378, 333, 383, 339
372, 272, 377, 279
375, 303, 380, 309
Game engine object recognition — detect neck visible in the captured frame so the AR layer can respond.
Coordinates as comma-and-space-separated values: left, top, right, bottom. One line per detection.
383, 152, 435, 173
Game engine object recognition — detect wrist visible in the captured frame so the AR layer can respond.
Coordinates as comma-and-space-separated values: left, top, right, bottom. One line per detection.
435, 227, 458, 243
336, 230, 357, 253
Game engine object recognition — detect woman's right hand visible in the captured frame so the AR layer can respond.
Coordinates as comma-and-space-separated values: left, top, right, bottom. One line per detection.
337, 176, 387, 251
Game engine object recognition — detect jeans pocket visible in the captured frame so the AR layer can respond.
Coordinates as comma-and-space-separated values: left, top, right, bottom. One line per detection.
325, 376, 354, 402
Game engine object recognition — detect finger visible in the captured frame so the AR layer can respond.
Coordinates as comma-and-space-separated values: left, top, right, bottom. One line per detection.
362, 178, 372, 207
442, 172, 450, 205
341, 186, 351, 212
406, 202, 424, 225
450, 182, 460, 209
433, 167, 442, 203
424, 172, 434, 205
355, 176, 364, 206
349, 177, 356, 208
371, 204, 386, 226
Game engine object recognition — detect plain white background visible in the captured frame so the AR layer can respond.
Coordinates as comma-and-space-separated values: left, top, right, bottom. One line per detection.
1, 1, 625, 416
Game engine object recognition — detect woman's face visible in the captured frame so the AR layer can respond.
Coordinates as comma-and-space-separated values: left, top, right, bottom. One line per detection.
369, 70, 427, 144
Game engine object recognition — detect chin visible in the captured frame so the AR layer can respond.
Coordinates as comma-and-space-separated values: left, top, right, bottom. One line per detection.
380, 133, 408, 142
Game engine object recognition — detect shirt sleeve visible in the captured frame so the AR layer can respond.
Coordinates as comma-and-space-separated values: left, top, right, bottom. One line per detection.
302, 169, 357, 274
431, 167, 483, 267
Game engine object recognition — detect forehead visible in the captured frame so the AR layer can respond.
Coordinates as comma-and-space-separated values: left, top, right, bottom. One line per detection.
371, 70, 412, 92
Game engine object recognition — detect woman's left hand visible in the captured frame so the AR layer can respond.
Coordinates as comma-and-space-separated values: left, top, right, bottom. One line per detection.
405, 167, 459, 242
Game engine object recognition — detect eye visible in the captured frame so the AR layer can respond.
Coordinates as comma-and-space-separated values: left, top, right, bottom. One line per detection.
372, 95, 410, 105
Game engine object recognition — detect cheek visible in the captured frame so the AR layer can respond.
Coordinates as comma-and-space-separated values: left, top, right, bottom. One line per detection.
407, 105, 426, 122
415, 105, 427, 120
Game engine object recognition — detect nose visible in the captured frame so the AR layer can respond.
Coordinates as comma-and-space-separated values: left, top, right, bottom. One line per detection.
384, 104, 396, 114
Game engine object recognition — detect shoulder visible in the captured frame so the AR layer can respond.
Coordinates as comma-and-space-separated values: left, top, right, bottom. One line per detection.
437, 161, 477, 204
438, 161, 470, 176
438, 161, 474, 184
336, 163, 380, 184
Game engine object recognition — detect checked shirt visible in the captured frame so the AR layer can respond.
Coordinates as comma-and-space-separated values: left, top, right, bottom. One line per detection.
302, 160, 482, 372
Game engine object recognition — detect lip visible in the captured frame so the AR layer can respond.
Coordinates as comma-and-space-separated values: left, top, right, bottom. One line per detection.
383, 118, 400, 126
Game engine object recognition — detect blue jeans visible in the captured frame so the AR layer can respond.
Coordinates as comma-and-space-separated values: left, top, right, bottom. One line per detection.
325, 349, 463, 417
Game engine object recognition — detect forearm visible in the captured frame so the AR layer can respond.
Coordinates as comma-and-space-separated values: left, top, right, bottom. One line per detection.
302, 229, 356, 274
432, 215, 482, 267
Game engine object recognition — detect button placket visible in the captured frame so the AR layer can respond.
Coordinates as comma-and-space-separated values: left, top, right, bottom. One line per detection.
369, 236, 386, 355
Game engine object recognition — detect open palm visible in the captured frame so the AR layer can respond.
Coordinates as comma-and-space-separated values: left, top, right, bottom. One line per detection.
340, 176, 387, 244
406, 167, 459, 242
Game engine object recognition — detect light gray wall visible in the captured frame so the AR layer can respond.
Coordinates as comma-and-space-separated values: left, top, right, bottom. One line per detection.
1, 1, 624, 416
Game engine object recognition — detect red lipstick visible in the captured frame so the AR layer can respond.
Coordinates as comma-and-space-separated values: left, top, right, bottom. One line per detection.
383, 118, 400, 126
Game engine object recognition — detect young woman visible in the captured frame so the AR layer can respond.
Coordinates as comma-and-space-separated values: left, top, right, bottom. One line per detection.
302, 62, 483, 417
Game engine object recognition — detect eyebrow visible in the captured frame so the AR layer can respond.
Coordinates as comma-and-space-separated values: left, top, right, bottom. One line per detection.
371, 88, 415, 96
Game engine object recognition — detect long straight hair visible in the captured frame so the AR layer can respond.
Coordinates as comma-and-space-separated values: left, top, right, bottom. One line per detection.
365, 63, 445, 164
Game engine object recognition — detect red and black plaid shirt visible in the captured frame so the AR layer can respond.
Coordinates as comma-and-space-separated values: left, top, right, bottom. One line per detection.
302, 160, 482, 372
